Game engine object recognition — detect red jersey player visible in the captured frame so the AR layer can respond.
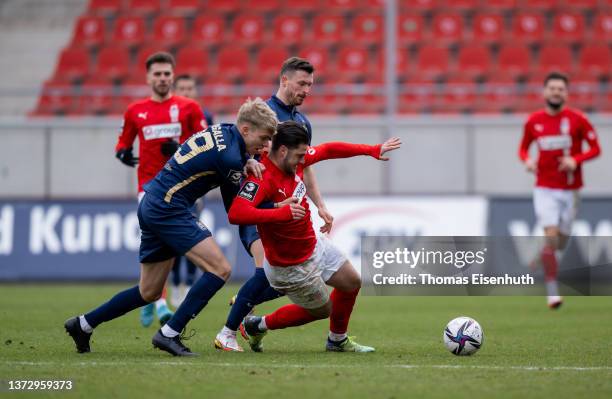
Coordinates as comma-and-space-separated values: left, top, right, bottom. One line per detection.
228, 121, 401, 352
518, 72, 601, 309
115, 52, 207, 326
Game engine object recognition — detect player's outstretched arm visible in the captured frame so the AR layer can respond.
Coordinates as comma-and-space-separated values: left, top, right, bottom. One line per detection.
305, 137, 402, 166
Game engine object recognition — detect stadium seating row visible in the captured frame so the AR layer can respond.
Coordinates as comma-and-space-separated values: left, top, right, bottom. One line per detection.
33, 80, 611, 116
51, 44, 612, 84
71, 12, 612, 48
86, 0, 612, 16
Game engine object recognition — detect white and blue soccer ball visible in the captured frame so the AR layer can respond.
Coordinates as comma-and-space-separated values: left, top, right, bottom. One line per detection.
443, 316, 483, 356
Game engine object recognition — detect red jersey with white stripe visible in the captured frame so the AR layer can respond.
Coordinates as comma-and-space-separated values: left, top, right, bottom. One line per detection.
519, 107, 600, 190
115, 95, 207, 192
228, 142, 382, 267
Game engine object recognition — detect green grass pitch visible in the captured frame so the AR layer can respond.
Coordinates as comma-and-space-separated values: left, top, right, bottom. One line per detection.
1, 284, 611, 398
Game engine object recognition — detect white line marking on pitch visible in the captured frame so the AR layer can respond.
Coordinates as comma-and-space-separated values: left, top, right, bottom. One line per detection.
3, 361, 611, 372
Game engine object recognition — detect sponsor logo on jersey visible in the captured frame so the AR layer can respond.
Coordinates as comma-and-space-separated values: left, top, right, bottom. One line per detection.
537, 135, 571, 151
238, 182, 259, 202
534, 124, 543, 132
560, 117, 570, 136
307, 147, 316, 155
138, 112, 148, 120
142, 123, 181, 140
170, 104, 179, 123
292, 179, 307, 203
227, 169, 243, 185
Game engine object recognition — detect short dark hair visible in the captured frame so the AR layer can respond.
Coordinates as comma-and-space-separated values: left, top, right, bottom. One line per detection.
280, 57, 314, 78
145, 52, 175, 71
174, 74, 195, 86
544, 72, 569, 87
272, 121, 310, 152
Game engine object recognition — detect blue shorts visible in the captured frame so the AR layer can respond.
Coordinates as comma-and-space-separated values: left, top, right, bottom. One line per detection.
137, 193, 212, 263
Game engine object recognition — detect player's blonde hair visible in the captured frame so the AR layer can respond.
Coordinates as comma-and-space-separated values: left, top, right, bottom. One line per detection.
236, 97, 279, 134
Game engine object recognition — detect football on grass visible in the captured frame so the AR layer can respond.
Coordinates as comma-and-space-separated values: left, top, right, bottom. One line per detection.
443, 316, 483, 356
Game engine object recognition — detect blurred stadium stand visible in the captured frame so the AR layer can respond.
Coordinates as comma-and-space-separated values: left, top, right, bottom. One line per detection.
21, 0, 612, 117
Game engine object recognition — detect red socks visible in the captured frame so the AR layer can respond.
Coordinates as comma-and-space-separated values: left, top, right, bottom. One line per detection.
330, 288, 359, 334
541, 245, 558, 282
265, 304, 317, 330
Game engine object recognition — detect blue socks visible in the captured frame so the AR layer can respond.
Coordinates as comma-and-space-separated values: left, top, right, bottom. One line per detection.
167, 272, 225, 333
225, 268, 283, 330
84, 285, 148, 329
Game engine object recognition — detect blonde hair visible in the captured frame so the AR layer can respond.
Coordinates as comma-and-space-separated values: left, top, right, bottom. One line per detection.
236, 97, 278, 134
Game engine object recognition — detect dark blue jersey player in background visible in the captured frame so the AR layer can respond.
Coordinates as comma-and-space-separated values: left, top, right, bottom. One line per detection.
215, 57, 336, 351
64, 98, 304, 357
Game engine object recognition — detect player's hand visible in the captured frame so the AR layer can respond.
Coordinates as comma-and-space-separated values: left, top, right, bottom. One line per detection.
558, 156, 577, 172
318, 207, 334, 234
524, 158, 537, 173
244, 159, 266, 179
116, 148, 138, 167
276, 196, 299, 208
379, 137, 402, 161
289, 203, 306, 220
160, 139, 180, 157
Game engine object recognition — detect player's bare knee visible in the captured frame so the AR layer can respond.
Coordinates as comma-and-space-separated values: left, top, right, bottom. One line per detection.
139, 286, 162, 303
308, 302, 331, 319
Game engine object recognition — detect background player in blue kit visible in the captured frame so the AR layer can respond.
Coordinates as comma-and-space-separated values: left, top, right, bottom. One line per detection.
64, 98, 290, 356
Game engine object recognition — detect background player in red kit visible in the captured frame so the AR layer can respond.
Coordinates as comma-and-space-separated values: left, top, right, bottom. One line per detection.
115, 52, 207, 326
518, 72, 601, 309
228, 122, 401, 352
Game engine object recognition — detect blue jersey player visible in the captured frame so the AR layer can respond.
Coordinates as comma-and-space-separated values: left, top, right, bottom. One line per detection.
215, 57, 335, 351
64, 98, 291, 356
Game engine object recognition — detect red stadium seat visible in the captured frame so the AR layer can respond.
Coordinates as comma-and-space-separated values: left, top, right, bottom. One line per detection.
336, 46, 371, 82
579, 45, 612, 79
215, 47, 250, 82
443, 0, 478, 11
312, 15, 345, 44
243, 0, 281, 12
352, 14, 384, 44
53, 47, 91, 82
592, 14, 612, 42
511, 13, 546, 43
232, 15, 265, 46
191, 15, 225, 46
416, 46, 451, 80
520, 0, 557, 11
322, 0, 360, 11
206, 0, 240, 13
251, 47, 290, 83
437, 77, 478, 114
347, 94, 385, 114
298, 45, 331, 81
135, 45, 171, 71
398, 14, 425, 45
363, 0, 385, 9
112, 16, 146, 47
88, 0, 122, 15
400, 0, 437, 12
563, 0, 598, 10
535, 45, 573, 78
75, 77, 114, 115
478, 77, 519, 113
282, 0, 321, 11
497, 45, 531, 79
71, 16, 106, 48
175, 47, 209, 81
376, 48, 411, 82
168, 0, 202, 14
456, 45, 492, 79
126, 0, 161, 15
272, 15, 306, 45
431, 14, 465, 44
399, 79, 437, 114
472, 14, 504, 43
95, 45, 131, 81
482, 0, 517, 11
34, 80, 74, 115
152, 16, 187, 47
551, 12, 585, 43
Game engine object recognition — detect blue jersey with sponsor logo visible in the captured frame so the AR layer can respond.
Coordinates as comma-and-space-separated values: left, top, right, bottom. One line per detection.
144, 123, 248, 209
266, 95, 312, 145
